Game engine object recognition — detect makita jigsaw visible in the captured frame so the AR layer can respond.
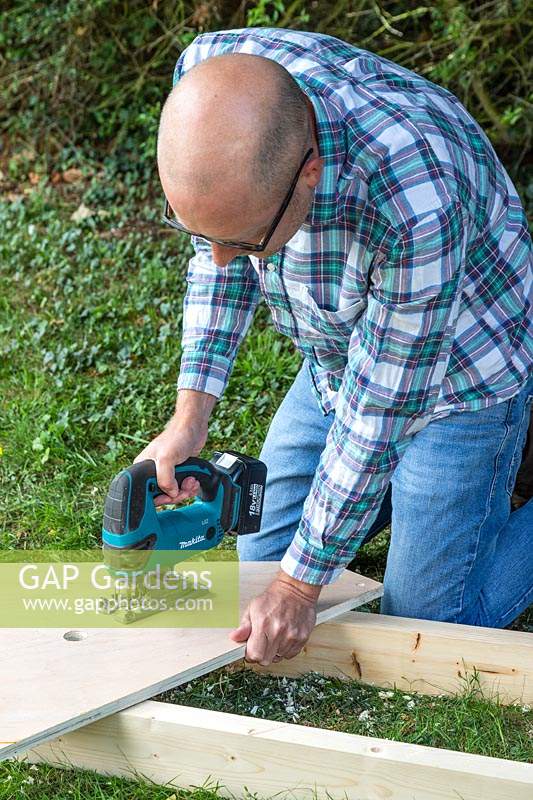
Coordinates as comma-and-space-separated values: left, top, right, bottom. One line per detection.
101, 451, 266, 622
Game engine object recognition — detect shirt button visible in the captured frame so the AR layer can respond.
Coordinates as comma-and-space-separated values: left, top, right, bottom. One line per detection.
266, 262, 276, 272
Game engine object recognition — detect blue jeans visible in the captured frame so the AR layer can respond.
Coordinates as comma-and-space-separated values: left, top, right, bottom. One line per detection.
238, 362, 533, 627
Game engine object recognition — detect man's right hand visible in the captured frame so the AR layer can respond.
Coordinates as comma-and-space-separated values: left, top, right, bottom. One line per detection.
133, 389, 217, 507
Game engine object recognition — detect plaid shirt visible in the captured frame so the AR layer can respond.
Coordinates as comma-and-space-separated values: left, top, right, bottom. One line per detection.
173, 28, 533, 584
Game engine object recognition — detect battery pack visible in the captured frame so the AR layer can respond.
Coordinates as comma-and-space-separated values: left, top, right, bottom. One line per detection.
211, 451, 267, 534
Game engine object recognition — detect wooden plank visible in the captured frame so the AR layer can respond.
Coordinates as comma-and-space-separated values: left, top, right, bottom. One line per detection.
27, 699, 533, 799
0, 563, 381, 761
251, 611, 533, 704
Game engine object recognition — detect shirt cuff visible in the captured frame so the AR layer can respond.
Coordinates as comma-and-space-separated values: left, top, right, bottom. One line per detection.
177, 349, 232, 398
280, 529, 348, 586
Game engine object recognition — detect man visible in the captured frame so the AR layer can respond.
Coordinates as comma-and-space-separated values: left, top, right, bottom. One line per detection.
135, 27, 532, 667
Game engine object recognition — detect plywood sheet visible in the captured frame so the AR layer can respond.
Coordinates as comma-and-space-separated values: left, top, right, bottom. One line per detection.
0, 562, 381, 760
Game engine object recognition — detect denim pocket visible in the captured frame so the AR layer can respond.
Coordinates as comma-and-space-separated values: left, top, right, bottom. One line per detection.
505, 389, 533, 497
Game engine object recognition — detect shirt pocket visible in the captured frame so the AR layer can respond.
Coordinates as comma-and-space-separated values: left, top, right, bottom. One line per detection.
287, 283, 366, 344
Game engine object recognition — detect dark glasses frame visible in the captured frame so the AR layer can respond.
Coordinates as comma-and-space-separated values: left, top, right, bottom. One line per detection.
162, 147, 314, 251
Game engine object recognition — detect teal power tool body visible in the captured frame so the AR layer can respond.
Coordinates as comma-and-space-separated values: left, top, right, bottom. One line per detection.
101, 452, 267, 622
102, 451, 267, 554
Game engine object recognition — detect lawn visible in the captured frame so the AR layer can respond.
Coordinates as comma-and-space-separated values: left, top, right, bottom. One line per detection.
0, 163, 531, 796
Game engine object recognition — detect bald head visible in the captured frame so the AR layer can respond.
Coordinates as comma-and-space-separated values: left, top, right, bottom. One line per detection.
157, 53, 311, 234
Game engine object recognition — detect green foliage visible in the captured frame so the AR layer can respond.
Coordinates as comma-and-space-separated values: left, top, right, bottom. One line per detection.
0, 187, 299, 547
1, 1, 193, 158
247, 0, 309, 27
0, 1, 531, 194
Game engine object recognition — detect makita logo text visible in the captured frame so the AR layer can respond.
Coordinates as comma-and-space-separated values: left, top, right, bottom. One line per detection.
179, 534, 205, 549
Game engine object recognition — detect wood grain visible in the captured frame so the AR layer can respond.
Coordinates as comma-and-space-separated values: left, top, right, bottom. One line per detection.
0, 563, 381, 761
28, 699, 533, 799
251, 610, 533, 704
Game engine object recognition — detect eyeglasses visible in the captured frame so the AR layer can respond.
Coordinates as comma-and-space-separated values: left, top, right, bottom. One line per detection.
162, 147, 314, 252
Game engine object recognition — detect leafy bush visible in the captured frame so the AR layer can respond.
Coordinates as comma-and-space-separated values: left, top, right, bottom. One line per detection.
1, 1, 531, 201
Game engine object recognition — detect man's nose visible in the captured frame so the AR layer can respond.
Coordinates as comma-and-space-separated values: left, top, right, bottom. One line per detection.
211, 242, 244, 267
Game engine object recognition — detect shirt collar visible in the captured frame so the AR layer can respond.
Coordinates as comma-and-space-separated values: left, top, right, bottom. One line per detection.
299, 87, 347, 225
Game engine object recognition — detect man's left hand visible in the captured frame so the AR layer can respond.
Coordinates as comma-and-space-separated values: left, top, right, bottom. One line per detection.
229, 571, 322, 666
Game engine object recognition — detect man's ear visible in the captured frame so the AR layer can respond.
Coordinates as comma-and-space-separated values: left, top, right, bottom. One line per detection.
303, 155, 323, 190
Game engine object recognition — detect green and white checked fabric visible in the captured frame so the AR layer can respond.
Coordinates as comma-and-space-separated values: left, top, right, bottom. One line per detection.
173, 28, 532, 584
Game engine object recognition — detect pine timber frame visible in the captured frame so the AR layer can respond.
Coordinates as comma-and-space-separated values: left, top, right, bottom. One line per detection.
27, 610, 533, 799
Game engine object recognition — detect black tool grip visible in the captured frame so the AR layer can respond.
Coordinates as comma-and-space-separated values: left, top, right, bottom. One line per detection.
103, 458, 220, 535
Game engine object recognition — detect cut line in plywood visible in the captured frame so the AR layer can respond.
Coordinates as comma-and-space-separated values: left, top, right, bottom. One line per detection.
0, 562, 381, 761
251, 611, 533, 704
27, 700, 533, 800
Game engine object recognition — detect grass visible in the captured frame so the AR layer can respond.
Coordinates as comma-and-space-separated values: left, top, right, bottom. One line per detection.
0, 179, 299, 547
1, 153, 532, 796
157, 668, 533, 762
0, 760, 226, 799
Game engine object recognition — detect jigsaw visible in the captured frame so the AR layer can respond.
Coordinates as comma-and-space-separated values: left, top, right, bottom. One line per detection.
101, 451, 266, 622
